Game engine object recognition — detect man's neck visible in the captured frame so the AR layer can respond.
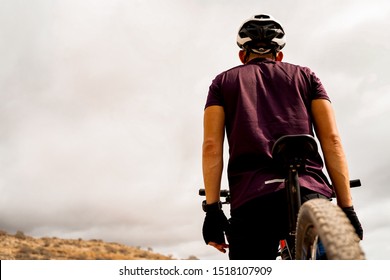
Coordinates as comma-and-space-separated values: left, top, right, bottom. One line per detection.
248, 53, 275, 61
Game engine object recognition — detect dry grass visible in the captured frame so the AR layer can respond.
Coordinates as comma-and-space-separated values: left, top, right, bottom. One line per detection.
0, 230, 174, 260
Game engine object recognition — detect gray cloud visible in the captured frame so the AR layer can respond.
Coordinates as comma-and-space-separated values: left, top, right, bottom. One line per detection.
0, 0, 389, 260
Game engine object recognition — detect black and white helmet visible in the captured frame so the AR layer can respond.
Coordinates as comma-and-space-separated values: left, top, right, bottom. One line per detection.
237, 14, 286, 54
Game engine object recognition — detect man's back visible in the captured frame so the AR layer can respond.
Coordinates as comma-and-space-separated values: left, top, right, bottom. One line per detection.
205, 58, 332, 209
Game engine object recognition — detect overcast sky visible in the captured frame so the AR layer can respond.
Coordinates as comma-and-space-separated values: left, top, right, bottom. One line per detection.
0, 0, 389, 260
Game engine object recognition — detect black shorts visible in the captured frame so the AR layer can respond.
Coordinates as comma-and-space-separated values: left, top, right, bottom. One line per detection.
227, 188, 328, 260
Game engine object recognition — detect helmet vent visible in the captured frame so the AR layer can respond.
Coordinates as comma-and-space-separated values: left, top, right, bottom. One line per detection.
254, 14, 271, 19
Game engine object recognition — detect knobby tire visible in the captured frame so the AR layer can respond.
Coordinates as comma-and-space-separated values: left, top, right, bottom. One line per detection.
295, 198, 365, 260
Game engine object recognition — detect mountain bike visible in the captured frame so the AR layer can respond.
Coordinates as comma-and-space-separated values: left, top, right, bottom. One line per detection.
199, 134, 365, 260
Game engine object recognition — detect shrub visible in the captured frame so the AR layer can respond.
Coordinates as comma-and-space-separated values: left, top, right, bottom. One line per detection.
15, 231, 26, 240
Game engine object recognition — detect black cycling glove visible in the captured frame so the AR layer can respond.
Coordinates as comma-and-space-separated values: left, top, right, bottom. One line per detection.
342, 206, 363, 240
202, 202, 229, 245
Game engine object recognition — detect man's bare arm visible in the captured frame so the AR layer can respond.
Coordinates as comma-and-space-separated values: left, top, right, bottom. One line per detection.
202, 105, 225, 205
312, 99, 353, 208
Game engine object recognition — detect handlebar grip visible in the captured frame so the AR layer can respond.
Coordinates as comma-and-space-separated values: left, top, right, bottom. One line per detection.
350, 179, 361, 188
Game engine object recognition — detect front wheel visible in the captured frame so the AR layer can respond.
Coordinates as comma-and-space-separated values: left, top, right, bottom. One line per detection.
295, 198, 365, 260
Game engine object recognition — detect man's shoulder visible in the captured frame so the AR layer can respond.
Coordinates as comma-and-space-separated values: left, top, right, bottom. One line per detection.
278, 60, 311, 70
210, 64, 247, 84
219, 63, 247, 75
279, 60, 314, 74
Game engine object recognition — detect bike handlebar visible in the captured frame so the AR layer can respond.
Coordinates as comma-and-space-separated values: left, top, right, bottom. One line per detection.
198, 189, 229, 197
198, 179, 361, 197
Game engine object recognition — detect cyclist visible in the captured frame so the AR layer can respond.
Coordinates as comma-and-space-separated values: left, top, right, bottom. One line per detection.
201, 14, 363, 260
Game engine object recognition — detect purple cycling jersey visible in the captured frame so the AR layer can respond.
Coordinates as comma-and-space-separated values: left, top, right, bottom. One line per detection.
205, 58, 333, 210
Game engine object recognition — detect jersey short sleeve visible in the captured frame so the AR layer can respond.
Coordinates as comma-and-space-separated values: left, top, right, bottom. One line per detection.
205, 74, 224, 109
310, 70, 330, 102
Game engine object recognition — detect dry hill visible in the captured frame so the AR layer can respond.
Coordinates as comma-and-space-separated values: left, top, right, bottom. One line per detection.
0, 230, 178, 260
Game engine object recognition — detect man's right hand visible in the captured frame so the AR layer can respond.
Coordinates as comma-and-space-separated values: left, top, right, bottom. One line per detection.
202, 205, 230, 253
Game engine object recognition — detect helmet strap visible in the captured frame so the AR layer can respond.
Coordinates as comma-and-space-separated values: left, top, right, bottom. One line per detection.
271, 49, 278, 60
